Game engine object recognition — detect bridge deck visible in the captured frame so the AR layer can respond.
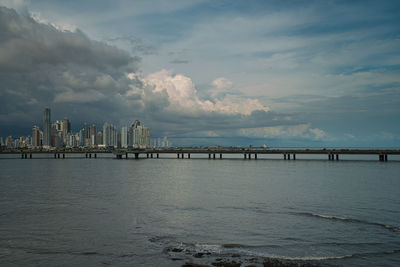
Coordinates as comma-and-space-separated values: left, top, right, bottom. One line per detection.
1, 148, 399, 156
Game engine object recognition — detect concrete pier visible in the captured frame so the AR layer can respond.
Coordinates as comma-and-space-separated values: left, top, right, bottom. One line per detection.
5, 148, 400, 162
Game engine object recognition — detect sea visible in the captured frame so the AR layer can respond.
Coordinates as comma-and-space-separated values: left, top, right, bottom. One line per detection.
0, 153, 399, 266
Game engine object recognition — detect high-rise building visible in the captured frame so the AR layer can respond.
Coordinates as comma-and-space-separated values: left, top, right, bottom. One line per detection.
32, 126, 40, 147
96, 131, 103, 145
133, 124, 150, 148
121, 126, 128, 148
43, 108, 51, 147
90, 124, 97, 146
62, 118, 71, 144
103, 123, 110, 146
6, 136, 13, 149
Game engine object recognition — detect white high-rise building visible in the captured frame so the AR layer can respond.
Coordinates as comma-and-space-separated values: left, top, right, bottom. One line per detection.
121, 126, 128, 148
133, 125, 150, 148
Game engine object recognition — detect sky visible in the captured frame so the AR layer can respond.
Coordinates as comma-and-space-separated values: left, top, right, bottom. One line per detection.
0, 0, 399, 147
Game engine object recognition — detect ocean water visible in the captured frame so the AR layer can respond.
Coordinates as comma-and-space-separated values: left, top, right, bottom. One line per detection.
0, 155, 399, 266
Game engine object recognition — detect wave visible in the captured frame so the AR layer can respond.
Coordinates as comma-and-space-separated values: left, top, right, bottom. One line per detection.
294, 212, 400, 232
158, 237, 400, 265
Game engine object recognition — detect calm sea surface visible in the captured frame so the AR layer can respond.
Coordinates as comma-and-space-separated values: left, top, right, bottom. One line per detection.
0, 154, 399, 266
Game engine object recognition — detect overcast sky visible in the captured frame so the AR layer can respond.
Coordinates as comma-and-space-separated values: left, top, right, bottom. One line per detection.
0, 0, 399, 147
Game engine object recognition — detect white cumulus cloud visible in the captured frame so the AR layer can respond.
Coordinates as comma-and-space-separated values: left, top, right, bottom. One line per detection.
127, 69, 269, 116
212, 77, 233, 89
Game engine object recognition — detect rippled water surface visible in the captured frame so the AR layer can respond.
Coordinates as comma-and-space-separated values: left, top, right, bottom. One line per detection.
0, 155, 399, 266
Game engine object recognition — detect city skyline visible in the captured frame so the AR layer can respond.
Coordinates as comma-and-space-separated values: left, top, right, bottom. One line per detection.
0, 107, 159, 149
0, 1, 399, 147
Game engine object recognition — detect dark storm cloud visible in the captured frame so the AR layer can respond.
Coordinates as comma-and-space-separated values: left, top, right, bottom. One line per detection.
0, 7, 323, 145
0, 7, 140, 133
107, 36, 157, 56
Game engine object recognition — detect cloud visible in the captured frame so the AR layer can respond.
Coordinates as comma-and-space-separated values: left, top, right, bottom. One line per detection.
107, 35, 157, 56
212, 77, 232, 90
169, 59, 190, 64
136, 69, 269, 116
239, 124, 326, 140
0, 6, 329, 146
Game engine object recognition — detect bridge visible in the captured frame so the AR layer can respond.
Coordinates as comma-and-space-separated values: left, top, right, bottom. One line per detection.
1, 148, 400, 162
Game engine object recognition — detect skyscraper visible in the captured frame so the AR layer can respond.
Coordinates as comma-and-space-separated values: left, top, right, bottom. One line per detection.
90, 124, 97, 146
62, 118, 71, 144
121, 126, 128, 148
43, 108, 51, 147
32, 126, 41, 148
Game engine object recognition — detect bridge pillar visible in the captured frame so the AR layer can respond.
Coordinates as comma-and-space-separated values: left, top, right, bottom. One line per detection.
249, 153, 251, 159
157, 153, 159, 158
54, 153, 57, 159
146, 153, 149, 158
177, 154, 180, 158
255, 153, 257, 159
336, 154, 339, 160
284, 154, 286, 160
58, 154, 60, 158
125, 153, 128, 159
293, 154, 296, 160
21, 154, 24, 159
213, 154, 216, 159
385, 154, 388, 161
151, 153, 153, 158
379, 155, 383, 161
220, 154, 222, 159
288, 154, 291, 160
30, 153, 32, 159
135, 153, 139, 159
209, 154, 211, 159
244, 154, 247, 159
89, 153, 91, 158
181, 153, 184, 159
85, 153, 88, 158
94, 154, 97, 158
188, 153, 190, 159
63, 154, 65, 159
24, 153, 27, 159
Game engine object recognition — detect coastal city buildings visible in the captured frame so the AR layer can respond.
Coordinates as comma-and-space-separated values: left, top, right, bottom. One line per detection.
43, 108, 51, 147
0, 108, 170, 150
